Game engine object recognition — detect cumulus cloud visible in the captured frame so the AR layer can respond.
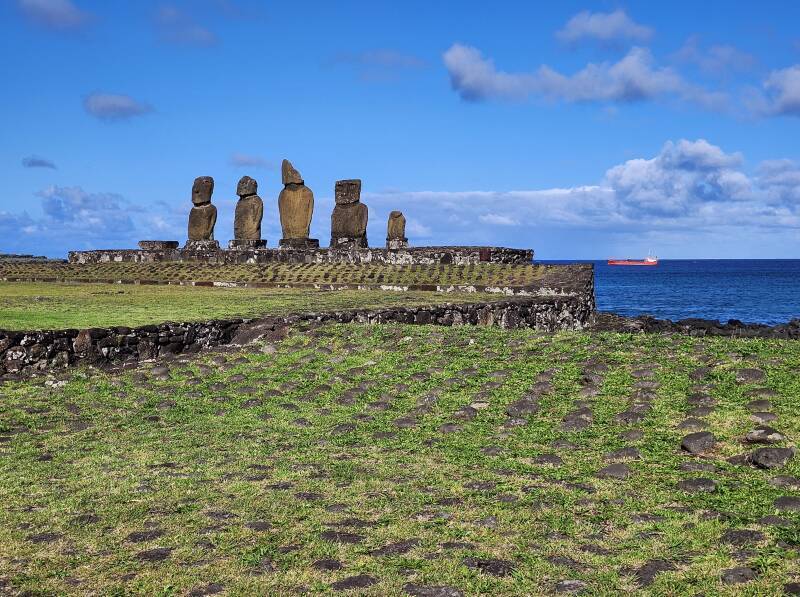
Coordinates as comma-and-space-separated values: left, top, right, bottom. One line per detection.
22, 155, 57, 169
673, 36, 756, 75
556, 9, 653, 45
359, 140, 800, 250
2, 185, 181, 256
753, 65, 800, 117
37, 186, 138, 232
155, 4, 217, 46
230, 153, 273, 169
443, 44, 726, 109
83, 93, 153, 121
17, 0, 90, 30
479, 213, 519, 226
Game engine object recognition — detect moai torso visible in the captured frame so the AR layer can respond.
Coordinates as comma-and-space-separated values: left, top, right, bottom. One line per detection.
233, 176, 263, 240
188, 176, 217, 240
387, 211, 406, 240
330, 179, 368, 247
278, 160, 314, 239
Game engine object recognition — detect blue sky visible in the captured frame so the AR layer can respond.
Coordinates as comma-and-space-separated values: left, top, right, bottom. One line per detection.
2, 0, 799, 258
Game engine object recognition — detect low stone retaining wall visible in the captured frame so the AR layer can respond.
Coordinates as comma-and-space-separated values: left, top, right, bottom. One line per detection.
68, 246, 533, 266
591, 312, 800, 339
0, 295, 592, 379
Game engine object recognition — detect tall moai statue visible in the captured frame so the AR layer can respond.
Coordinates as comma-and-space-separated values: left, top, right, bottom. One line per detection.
278, 159, 319, 248
330, 179, 368, 249
186, 176, 219, 249
386, 210, 408, 249
229, 175, 266, 249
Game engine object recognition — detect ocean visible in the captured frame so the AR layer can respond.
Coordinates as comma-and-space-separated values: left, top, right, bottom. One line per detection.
542, 260, 800, 326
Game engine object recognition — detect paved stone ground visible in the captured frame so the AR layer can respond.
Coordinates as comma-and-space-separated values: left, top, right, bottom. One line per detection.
0, 324, 798, 594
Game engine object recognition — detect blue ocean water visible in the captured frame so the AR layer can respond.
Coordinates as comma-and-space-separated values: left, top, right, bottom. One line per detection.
542, 260, 800, 325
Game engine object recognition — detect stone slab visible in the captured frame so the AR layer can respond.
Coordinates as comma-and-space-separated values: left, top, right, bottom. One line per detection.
228, 239, 267, 249
139, 241, 179, 250
279, 238, 320, 249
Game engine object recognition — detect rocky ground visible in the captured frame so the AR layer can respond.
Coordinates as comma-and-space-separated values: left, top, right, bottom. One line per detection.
1, 324, 799, 595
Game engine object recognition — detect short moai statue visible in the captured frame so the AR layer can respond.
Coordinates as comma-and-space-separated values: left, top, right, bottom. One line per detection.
278, 159, 319, 248
386, 210, 408, 249
186, 176, 219, 249
330, 179, 368, 249
229, 175, 266, 249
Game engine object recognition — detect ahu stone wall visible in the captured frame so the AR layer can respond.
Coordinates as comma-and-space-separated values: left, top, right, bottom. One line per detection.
0, 295, 592, 379
68, 246, 533, 266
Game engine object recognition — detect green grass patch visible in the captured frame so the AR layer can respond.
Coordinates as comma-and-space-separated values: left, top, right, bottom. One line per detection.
0, 283, 499, 330
0, 325, 798, 594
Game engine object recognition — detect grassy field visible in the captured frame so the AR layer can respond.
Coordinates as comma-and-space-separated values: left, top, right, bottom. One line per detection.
0, 283, 500, 330
0, 262, 553, 288
1, 324, 798, 595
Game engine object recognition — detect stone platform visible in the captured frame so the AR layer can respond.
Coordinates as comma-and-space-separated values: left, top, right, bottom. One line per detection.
68, 245, 534, 266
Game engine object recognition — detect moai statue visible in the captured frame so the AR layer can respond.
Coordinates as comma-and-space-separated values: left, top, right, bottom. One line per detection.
386, 210, 408, 249
186, 176, 219, 249
229, 175, 266, 249
330, 179, 368, 249
278, 159, 319, 248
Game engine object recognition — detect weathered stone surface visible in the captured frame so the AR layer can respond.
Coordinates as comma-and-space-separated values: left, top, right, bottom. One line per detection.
387, 211, 406, 238
237, 175, 257, 197
330, 178, 368, 248
228, 239, 266, 249
70, 245, 535, 266
188, 203, 217, 241
192, 176, 214, 206
745, 425, 785, 444
233, 176, 263, 242
751, 447, 794, 469
331, 203, 368, 248
681, 432, 716, 454
334, 179, 361, 205
281, 159, 303, 185
387, 210, 408, 249
278, 159, 315, 242
721, 567, 757, 584
139, 241, 178, 250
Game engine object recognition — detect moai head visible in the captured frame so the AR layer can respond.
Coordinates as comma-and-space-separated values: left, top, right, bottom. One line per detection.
335, 179, 362, 205
192, 176, 214, 206
281, 159, 303, 185
237, 175, 257, 197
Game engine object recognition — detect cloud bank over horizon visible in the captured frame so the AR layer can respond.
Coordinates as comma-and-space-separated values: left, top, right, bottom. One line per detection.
4, 139, 799, 259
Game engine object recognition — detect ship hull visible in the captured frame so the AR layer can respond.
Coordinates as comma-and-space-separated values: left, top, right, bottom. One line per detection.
607, 259, 658, 266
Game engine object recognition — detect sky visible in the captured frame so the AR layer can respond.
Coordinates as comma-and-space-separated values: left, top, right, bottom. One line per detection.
1, 0, 800, 259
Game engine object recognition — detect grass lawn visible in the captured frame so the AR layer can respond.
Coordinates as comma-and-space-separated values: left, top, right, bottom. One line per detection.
0, 262, 552, 288
0, 324, 798, 594
0, 283, 498, 330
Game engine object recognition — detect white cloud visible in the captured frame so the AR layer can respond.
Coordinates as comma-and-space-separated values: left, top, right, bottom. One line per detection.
556, 9, 653, 45
756, 65, 800, 117
155, 4, 217, 46
673, 36, 756, 75
479, 213, 519, 226
360, 140, 800, 250
83, 93, 153, 121
443, 44, 726, 110
230, 153, 273, 169
17, 0, 90, 30
22, 155, 57, 169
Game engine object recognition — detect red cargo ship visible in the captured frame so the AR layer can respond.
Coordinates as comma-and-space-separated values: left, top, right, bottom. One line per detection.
607, 255, 658, 266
